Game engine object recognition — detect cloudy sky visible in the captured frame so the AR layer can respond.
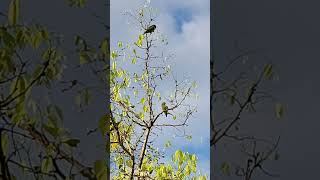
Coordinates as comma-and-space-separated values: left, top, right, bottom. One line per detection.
111, 0, 210, 175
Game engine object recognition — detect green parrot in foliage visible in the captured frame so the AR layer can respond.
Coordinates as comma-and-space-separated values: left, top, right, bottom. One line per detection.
161, 102, 168, 117
144, 24, 156, 34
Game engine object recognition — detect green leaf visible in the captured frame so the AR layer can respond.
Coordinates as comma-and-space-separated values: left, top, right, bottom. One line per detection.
94, 160, 108, 180
174, 150, 184, 164
220, 162, 230, 175
164, 141, 171, 148
74, 93, 81, 108
198, 176, 207, 180
186, 135, 192, 141
12, 113, 22, 125
111, 51, 118, 60
47, 104, 63, 123
131, 57, 137, 64
139, 34, 144, 40
8, 0, 20, 26
143, 105, 148, 112
275, 103, 284, 119
185, 165, 191, 175
263, 64, 273, 79
139, 112, 144, 120
32, 66, 43, 78
140, 97, 146, 104
63, 139, 80, 147
69, 0, 86, 8
101, 38, 109, 56
117, 41, 123, 48
79, 52, 89, 64
40, 29, 49, 40
32, 32, 42, 49
43, 124, 59, 138
98, 115, 108, 137
83, 89, 91, 105
192, 81, 197, 88
136, 39, 143, 47
41, 157, 53, 173
112, 61, 117, 70
126, 159, 133, 167
1, 132, 9, 156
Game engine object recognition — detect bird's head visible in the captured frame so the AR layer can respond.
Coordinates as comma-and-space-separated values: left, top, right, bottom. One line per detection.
162, 102, 166, 106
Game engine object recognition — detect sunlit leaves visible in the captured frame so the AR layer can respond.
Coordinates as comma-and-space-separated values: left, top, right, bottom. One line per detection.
140, 97, 146, 105
136, 34, 144, 47
117, 42, 123, 48
138, 112, 145, 120
111, 51, 118, 60
131, 57, 137, 64
197, 176, 207, 180
143, 105, 149, 112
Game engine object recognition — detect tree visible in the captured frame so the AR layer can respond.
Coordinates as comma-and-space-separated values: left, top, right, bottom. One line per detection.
0, 0, 108, 179
110, 4, 207, 180
211, 48, 283, 179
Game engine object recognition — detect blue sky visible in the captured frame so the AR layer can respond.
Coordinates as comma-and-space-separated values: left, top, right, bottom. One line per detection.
111, 0, 210, 176
172, 8, 193, 33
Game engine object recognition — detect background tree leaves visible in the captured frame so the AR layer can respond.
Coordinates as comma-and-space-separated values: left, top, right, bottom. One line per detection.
8, 0, 20, 26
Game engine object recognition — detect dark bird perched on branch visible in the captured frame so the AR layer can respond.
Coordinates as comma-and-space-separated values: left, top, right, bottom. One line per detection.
144, 25, 156, 34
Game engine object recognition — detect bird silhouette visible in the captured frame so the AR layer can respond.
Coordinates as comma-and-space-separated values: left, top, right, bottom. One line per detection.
144, 25, 156, 34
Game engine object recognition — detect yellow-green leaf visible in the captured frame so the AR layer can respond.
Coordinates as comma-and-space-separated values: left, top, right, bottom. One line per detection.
8, 0, 20, 26
41, 157, 53, 173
